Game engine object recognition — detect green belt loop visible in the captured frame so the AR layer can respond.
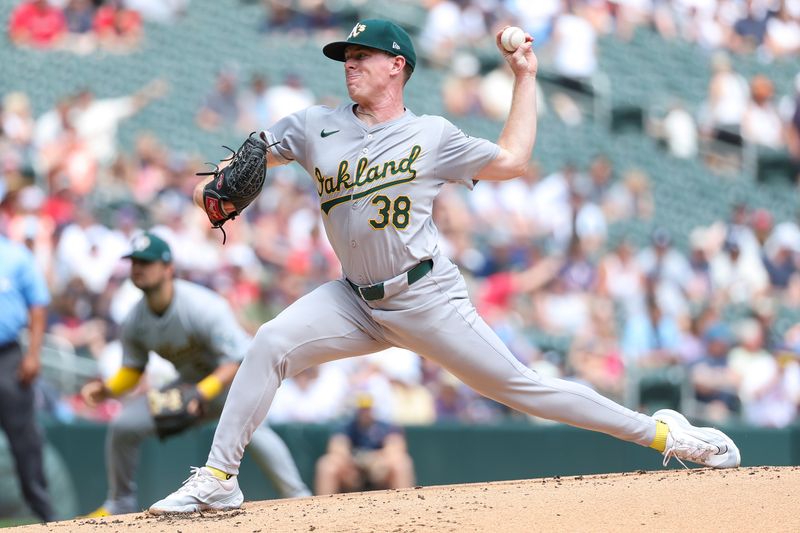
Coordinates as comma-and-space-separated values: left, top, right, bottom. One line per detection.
407, 259, 433, 284
360, 283, 385, 300
348, 259, 433, 301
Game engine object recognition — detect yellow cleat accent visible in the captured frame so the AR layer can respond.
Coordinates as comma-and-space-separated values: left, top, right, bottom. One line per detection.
82, 506, 111, 518
649, 419, 670, 453
206, 465, 233, 480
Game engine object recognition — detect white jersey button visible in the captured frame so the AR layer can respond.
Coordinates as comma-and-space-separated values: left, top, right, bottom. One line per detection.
361, 148, 368, 154
351, 240, 357, 247
367, 134, 373, 139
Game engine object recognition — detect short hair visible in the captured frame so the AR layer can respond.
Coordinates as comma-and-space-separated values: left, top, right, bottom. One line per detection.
402, 63, 413, 85
381, 51, 413, 85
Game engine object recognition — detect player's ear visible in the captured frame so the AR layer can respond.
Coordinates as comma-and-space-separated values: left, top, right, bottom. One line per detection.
391, 55, 406, 77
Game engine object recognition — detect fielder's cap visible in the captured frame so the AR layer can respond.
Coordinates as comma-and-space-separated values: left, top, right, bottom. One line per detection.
123, 232, 172, 263
323, 19, 416, 71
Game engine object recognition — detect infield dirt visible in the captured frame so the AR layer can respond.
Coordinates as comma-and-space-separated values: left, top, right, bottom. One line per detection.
14, 466, 799, 532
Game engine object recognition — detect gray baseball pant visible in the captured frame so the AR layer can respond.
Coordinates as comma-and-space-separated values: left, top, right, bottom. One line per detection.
103, 391, 309, 513
208, 257, 656, 475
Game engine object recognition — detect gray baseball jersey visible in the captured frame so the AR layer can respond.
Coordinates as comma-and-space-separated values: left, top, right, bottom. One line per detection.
207, 104, 658, 478
103, 279, 309, 514
120, 279, 248, 383
262, 104, 499, 284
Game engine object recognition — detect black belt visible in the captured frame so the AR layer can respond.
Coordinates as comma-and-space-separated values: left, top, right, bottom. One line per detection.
347, 259, 433, 301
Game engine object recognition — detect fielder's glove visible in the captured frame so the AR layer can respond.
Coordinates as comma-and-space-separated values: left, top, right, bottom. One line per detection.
198, 132, 272, 243
147, 384, 205, 440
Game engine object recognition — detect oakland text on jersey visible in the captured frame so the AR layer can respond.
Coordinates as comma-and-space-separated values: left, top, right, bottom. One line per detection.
316, 145, 422, 214
153, 337, 216, 376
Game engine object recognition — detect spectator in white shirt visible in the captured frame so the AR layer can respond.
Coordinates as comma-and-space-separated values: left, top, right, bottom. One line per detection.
264, 73, 315, 126
72, 79, 167, 166
742, 75, 786, 150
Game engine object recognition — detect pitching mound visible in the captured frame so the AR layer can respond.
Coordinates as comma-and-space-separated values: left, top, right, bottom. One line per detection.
17, 466, 798, 532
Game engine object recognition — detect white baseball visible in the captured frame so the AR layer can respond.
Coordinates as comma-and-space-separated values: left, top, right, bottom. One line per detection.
501, 26, 525, 52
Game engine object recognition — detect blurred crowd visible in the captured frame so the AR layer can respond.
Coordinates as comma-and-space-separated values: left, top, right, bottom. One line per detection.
8, 0, 188, 54
16, 0, 800, 60
3, 0, 800, 431
10, 1, 800, 170
414, 0, 800, 63
416, 0, 800, 173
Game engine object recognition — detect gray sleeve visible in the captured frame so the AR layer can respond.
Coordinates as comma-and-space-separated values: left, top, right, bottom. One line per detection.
120, 316, 148, 370
196, 299, 251, 363
261, 108, 309, 167
435, 118, 500, 187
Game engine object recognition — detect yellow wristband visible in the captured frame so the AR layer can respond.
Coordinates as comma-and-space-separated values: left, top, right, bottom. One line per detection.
196, 375, 224, 401
105, 367, 143, 397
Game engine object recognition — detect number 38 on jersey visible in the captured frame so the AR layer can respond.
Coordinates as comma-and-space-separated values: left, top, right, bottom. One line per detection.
369, 195, 411, 230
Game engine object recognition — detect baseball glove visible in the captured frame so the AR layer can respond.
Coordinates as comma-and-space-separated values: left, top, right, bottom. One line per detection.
147, 385, 205, 440
198, 132, 271, 243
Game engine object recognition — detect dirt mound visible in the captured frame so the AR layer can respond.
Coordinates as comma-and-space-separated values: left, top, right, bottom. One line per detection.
17, 467, 799, 532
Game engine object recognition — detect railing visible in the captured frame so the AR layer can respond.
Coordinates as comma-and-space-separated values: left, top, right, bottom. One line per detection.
18, 331, 98, 395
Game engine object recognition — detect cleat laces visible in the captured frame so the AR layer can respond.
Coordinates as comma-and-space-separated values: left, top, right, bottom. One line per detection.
175, 466, 213, 495
662, 438, 717, 469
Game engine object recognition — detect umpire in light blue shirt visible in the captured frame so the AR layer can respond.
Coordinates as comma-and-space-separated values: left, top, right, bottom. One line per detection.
0, 234, 54, 522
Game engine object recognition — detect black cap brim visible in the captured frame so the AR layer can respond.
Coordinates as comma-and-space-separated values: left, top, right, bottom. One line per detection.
322, 41, 350, 62
322, 40, 414, 70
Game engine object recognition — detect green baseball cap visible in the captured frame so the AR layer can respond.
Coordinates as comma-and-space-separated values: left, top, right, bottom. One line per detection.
123, 232, 172, 263
323, 19, 416, 71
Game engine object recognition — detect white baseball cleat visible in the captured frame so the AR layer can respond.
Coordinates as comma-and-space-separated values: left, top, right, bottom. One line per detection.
653, 409, 741, 469
148, 466, 243, 514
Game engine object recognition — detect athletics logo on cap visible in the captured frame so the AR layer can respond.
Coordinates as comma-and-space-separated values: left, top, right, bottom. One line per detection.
348, 23, 366, 39
124, 232, 173, 263
323, 18, 417, 72
132, 235, 151, 251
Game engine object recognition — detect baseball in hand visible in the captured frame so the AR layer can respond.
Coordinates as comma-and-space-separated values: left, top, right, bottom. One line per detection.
501, 26, 525, 52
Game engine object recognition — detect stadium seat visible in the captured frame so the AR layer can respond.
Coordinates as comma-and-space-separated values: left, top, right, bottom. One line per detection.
624, 365, 693, 414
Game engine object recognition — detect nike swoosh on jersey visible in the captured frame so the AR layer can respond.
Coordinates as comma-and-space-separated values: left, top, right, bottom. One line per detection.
320, 129, 340, 138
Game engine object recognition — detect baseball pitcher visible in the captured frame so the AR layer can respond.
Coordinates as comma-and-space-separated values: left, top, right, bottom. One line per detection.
80, 233, 309, 517
150, 20, 740, 514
